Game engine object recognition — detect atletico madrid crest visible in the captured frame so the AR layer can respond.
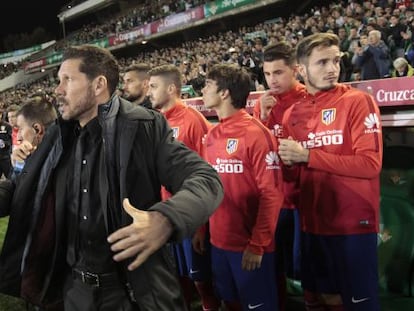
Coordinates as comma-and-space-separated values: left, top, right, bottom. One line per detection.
226, 139, 238, 154
321, 108, 336, 125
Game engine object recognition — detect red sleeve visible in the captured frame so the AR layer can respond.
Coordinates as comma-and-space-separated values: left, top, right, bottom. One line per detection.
246, 122, 284, 255
308, 92, 383, 178
280, 105, 300, 182
252, 99, 261, 119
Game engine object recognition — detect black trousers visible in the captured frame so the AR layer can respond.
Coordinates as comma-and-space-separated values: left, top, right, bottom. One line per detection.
64, 274, 139, 311
0, 157, 11, 178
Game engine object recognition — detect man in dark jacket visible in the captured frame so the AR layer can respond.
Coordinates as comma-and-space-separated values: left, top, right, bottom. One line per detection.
122, 63, 152, 109
0, 118, 12, 178
353, 29, 391, 80
0, 45, 223, 311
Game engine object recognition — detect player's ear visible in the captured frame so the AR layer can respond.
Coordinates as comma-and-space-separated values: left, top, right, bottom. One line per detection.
32, 123, 44, 135
297, 64, 306, 81
220, 88, 230, 100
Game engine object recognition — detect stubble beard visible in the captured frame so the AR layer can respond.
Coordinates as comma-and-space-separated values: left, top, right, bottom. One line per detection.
62, 87, 96, 122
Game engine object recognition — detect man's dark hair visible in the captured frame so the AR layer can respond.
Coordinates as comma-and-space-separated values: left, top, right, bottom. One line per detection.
296, 33, 340, 64
148, 64, 182, 96
124, 63, 151, 80
207, 64, 251, 109
17, 98, 58, 129
62, 45, 120, 96
7, 104, 20, 114
263, 41, 296, 66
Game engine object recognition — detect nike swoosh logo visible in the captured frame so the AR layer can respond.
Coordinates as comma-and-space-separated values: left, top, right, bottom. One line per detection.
352, 296, 370, 303
248, 303, 264, 309
189, 269, 200, 274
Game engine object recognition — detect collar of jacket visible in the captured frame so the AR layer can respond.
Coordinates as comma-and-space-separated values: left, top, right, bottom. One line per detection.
98, 94, 120, 122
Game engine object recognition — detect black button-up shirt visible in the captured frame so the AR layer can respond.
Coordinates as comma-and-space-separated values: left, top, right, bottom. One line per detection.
66, 118, 116, 273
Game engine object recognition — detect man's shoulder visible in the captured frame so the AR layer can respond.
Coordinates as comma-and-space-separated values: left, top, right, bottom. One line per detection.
119, 98, 158, 121
342, 84, 370, 98
336, 84, 375, 107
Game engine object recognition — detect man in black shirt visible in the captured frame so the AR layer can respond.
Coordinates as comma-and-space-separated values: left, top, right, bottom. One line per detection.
0, 45, 223, 311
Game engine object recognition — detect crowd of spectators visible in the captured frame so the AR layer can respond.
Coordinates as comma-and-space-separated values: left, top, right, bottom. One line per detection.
0, 62, 21, 80
64, 0, 206, 44
20, 0, 207, 62
1, 0, 414, 111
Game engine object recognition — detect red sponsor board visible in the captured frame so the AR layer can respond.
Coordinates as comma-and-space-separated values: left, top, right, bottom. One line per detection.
350, 77, 414, 107
24, 58, 46, 72
184, 97, 215, 117
151, 7, 204, 34
184, 78, 414, 118
109, 25, 151, 46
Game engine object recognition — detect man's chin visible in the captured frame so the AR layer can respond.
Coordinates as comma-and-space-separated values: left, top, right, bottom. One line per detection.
320, 83, 337, 91
60, 112, 71, 120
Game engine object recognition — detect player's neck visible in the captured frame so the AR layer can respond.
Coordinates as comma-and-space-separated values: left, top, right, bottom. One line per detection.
160, 97, 179, 113
215, 103, 239, 120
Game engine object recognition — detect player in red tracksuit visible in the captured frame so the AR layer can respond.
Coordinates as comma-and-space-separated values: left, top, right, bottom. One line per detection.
147, 65, 220, 311
253, 42, 307, 310
161, 99, 210, 156
253, 42, 306, 142
279, 33, 382, 311
194, 63, 284, 311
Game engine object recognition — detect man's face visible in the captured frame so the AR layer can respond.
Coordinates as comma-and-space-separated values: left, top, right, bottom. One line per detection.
396, 63, 407, 75
263, 59, 296, 95
338, 28, 347, 39
390, 16, 398, 26
55, 59, 97, 126
230, 52, 238, 61
16, 114, 39, 146
122, 71, 147, 102
7, 111, 17, 127
298, 45, 340, 95
147, 76, 171, 110
360, 35, 369, 46
202, 79, 221, 109
368, 32, 380, 46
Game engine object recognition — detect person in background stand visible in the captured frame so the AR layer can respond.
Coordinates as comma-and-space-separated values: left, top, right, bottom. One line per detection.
11, 97, 58, 175
197, 63, 284, 311
253, 41, 306, 310
0, 44, 223, 311
2, 97, 58, 311
122, 63, 152, 109
279, 33, 382, 311
353, 30, 391, 80
6, 104, 19, 149
391, 56, 414, 77
147, 64, 221, 311
0, 116, 12, 179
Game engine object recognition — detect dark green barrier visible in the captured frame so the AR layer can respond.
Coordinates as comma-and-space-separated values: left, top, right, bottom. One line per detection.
379, 145, 414, 296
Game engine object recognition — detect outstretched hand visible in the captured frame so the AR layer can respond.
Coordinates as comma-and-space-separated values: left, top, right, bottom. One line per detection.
107, 198, 173, 271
